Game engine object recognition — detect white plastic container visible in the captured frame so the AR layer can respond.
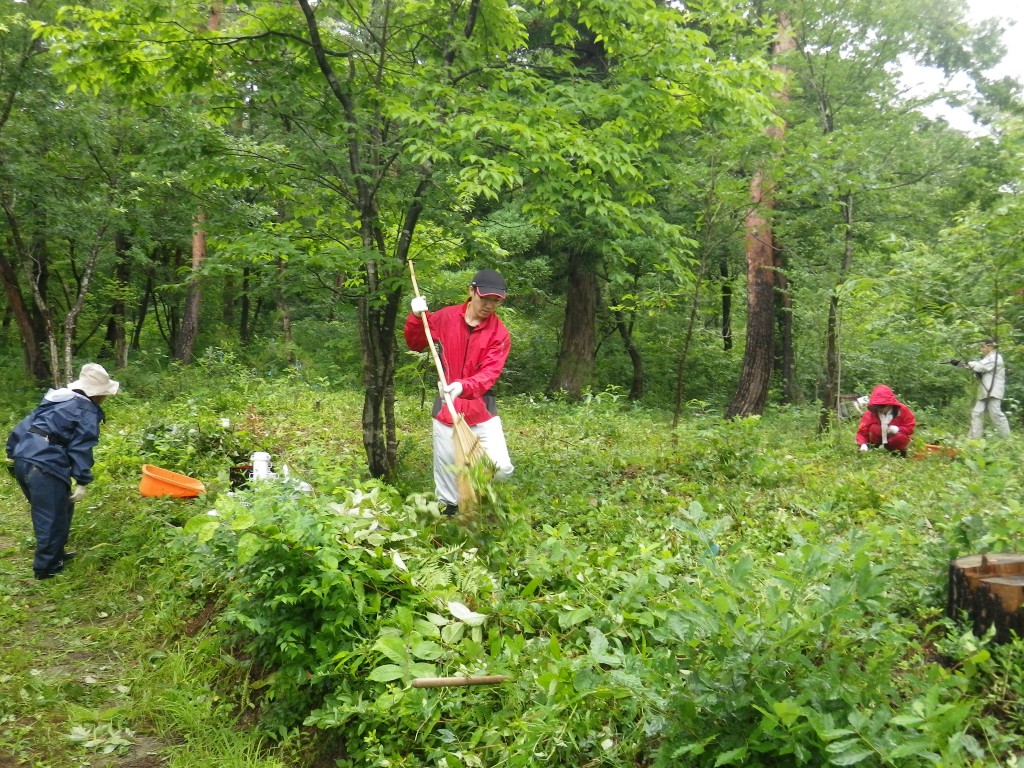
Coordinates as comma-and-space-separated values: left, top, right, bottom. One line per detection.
250, 451, 274, 480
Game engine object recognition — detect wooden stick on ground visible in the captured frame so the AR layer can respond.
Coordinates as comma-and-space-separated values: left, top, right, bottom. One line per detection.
411, 675, 510, 688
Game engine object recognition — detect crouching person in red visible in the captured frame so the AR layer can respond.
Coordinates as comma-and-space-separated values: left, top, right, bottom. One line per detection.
855, 385, 915, 456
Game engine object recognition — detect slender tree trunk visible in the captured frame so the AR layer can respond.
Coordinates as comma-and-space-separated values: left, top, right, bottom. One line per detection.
61, 233, 106, 382
602, 286, 644, 401
0, 197, 49, 381
131, 273, 154, 351
174, 4, 220, 365
819, 192, 856, 431
19, 215, 62, 386
720, 259, 732, 351
239, 266, 251, 344
176, 213, 205, 364
222, 273, 235, 329
775, 247, 798, 403
104, 230, 131, 368
614, 313, 644, 401
274, 257, 295, 365
548, 248, 599, 399
674, 209, 716, 427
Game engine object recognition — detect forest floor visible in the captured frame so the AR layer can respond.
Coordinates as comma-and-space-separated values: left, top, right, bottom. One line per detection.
0, 495, 171, 767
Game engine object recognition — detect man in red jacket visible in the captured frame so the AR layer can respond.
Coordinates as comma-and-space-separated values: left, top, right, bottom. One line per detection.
855, 384, 916, 456
405, 269, 514, 515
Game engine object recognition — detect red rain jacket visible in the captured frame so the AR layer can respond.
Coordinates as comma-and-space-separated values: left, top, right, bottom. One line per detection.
855, 385, 916, 449
404, 302, 510, 426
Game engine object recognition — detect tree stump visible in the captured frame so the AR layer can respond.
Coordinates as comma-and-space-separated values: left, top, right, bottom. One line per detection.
948, 554, 1024, 643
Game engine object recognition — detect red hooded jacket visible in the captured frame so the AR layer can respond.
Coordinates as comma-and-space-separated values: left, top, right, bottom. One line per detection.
404, 302, 510, 426
855, 385, 915, 449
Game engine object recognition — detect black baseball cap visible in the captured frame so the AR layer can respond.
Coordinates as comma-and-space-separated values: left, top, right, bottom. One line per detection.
471, 269, 507, 299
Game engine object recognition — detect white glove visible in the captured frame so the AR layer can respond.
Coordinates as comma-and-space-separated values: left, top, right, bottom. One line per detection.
443, 381, 463, 399
887, 425, 899, 435
410, 296, 428, 316
859, 444, 869, 452
69, 484, 87, 502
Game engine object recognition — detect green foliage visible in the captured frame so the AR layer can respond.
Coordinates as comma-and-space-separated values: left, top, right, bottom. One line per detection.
655, 524, 983, 766
176, 480, 508, 759
5, 359, 1024, 766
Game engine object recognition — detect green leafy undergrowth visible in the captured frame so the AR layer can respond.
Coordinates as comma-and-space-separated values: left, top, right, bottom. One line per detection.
6, 364, 1024, 767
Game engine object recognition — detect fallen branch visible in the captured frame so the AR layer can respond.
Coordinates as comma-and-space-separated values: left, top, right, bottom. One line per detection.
411, 675, 509, 688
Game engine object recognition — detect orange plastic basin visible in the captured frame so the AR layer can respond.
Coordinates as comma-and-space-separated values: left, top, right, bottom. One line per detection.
139, 464, 205, 498
912, 444, 958, 460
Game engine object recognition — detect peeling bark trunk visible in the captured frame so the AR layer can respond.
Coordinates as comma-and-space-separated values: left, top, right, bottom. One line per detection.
726, 187, 777, 419
726, 13, 794, 419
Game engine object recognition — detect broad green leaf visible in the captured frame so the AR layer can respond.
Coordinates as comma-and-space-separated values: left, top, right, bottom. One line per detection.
183, 514, 221, 544
229, 512, 255, 531
448, 601, 488, 627
236, 532, 261, 565
367, 664, 404, 683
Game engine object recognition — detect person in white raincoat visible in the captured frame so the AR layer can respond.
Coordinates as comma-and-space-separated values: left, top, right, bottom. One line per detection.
957, 339, 1011, 438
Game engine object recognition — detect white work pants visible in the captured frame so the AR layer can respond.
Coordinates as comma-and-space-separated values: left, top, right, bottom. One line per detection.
432, 416, 514, 506
969, 397, 1011, 438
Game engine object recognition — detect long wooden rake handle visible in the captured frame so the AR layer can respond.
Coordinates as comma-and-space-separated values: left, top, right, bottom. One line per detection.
408, 261, 459, 419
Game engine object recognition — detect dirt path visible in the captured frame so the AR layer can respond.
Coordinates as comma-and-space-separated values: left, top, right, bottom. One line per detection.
0, 484, 170, 767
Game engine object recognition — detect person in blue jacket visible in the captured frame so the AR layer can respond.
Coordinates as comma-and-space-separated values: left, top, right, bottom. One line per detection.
6, 363, 120, 580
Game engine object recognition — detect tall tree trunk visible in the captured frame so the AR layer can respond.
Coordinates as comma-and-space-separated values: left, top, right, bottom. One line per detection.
239, 265, 251, 344
274, 257, 295, 365
602, 286, 644, 401
720, 259, 732, 351
819, 192, 855, 431
20, 215, 62, 386
726, 187, 778, 418
222, 273, 236, 329
131, 272, 154, 352
548, 248, 599, 399
0, 196, 49, 381
674, 209, 716, 427
614, 312, 644, 401
61, 233, 106, 382
726, 13, 794, 419
175, 213, 205, 364
103, 230, 131, 368
174, 4, 220, 365
775, 247, 798, 403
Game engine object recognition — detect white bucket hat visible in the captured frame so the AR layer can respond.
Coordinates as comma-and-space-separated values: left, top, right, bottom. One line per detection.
69, 363, 120, 398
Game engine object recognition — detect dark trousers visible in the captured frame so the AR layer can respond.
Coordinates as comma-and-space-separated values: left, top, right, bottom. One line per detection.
14, 459, 73, 576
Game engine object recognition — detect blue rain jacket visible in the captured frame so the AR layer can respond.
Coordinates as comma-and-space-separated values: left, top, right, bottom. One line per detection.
6, 389, 105, 487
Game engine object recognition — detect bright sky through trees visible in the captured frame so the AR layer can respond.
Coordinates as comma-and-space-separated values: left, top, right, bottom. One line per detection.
969, 0, 1022, 80
902, 0, 1023, 133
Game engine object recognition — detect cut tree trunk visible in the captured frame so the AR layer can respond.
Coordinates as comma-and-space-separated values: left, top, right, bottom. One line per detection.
948, 553, 1024, 643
